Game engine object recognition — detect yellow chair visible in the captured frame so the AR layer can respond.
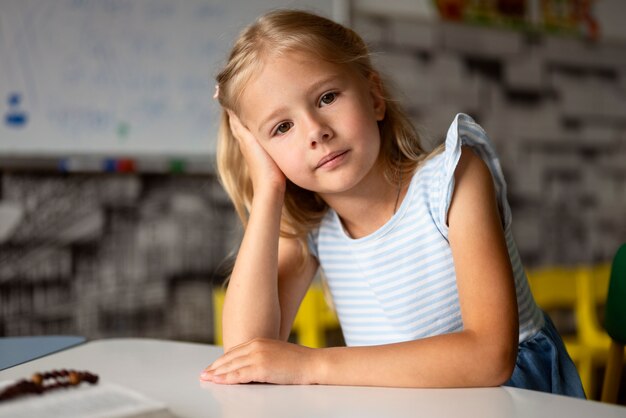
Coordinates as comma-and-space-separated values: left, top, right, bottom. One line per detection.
212, 282, 340, 348
291, 283, 341, 348
526, 265, 612, 399
600, 243, 626, 404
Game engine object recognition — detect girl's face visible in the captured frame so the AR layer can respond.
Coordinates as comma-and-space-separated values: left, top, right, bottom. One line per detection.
237, 52, 386, 199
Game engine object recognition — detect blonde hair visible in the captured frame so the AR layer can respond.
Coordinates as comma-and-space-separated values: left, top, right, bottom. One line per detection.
215, 9, 433, 256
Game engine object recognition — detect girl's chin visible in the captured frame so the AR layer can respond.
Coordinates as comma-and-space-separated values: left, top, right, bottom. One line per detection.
287, 171, 367, 196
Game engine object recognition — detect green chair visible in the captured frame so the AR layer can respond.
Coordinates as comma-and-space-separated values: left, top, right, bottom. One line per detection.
601, 243, 626, 403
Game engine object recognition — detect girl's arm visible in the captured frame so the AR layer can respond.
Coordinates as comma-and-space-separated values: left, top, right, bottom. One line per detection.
221, 113, 319, 351
224, 230, 319, 349
203, 147, 519, 388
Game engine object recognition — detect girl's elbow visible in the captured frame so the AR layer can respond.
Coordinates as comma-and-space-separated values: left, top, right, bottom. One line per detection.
484, 342, 517, 386
482, 323, 519, 386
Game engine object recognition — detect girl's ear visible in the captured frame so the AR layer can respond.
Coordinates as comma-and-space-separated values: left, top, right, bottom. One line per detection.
368, 72, 386, 121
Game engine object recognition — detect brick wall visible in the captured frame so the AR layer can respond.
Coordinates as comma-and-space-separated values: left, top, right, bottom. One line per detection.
0, 173, 239, 342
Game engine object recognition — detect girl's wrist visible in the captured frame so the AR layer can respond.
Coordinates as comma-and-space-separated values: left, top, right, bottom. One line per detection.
307, 347, 331, 385
252, 184, 285, 208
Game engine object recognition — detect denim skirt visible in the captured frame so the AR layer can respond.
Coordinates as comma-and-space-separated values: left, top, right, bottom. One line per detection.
504, 312, 586, 398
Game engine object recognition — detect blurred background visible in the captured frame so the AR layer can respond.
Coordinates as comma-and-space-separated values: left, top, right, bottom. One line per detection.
0, 0, 625, 401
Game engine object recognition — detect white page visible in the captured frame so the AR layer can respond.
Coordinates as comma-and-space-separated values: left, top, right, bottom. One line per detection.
0, 381, 176, 418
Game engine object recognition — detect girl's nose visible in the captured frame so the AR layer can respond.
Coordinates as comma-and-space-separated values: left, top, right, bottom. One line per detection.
308, 118, 333, 148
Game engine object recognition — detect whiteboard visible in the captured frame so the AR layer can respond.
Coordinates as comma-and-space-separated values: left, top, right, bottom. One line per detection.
0, 0, 333, 159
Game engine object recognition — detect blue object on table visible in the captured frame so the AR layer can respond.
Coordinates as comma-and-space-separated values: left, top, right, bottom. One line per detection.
0, 336, 86, 370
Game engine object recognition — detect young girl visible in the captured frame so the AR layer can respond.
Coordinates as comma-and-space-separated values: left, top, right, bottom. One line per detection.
200, 9, 585, 397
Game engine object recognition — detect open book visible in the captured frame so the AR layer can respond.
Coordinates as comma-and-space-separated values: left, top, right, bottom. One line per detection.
0, 381, 176, 418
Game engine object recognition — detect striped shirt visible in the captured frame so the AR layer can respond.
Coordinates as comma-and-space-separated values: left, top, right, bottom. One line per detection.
308, 113, 544, 347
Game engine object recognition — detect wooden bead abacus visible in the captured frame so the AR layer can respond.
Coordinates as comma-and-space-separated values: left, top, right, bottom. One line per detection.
0, 369, 99, 402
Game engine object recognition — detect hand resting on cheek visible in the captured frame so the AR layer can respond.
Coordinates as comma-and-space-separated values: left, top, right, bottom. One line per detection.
227, 111, 286, 195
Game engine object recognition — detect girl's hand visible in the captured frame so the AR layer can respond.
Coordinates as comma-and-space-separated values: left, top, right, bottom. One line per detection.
228, 111, 286, 195
199, 338, 318, 385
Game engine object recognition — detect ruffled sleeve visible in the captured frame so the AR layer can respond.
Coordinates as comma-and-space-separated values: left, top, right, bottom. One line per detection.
431, 113, 512, 239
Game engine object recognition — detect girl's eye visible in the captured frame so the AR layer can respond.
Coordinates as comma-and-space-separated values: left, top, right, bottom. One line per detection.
319, 92, 337, 106
274, 122, 293, 135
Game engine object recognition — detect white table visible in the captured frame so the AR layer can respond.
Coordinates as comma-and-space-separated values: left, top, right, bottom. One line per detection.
1, 338, 625, 418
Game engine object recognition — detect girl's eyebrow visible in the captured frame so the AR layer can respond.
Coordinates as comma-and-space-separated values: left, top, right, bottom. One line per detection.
303, 74, 342, 96
258, 106, 289, 134
257, 74, 342, 133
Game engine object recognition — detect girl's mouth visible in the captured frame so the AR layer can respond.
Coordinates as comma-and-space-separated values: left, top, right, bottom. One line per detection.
316, 150, 349, 169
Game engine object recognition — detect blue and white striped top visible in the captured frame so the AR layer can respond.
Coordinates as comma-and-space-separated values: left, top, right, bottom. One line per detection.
308, 113, 544, 347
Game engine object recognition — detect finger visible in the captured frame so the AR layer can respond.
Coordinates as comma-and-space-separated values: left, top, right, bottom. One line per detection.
227, 112, 258, 149
209, 355, 251, 377
202, 356, 257, 383
200, 358, 243, 381
199, 369, 216, 381
202, 356, 234, 376
226, 111, 246, 141
212, 365, 259, 385
226, 109, 237, 128
202, 340, 255, 373
213, 341, 263, 371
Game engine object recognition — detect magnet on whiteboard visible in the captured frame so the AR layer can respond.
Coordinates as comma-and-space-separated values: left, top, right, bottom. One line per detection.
5, 93, 28, 128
